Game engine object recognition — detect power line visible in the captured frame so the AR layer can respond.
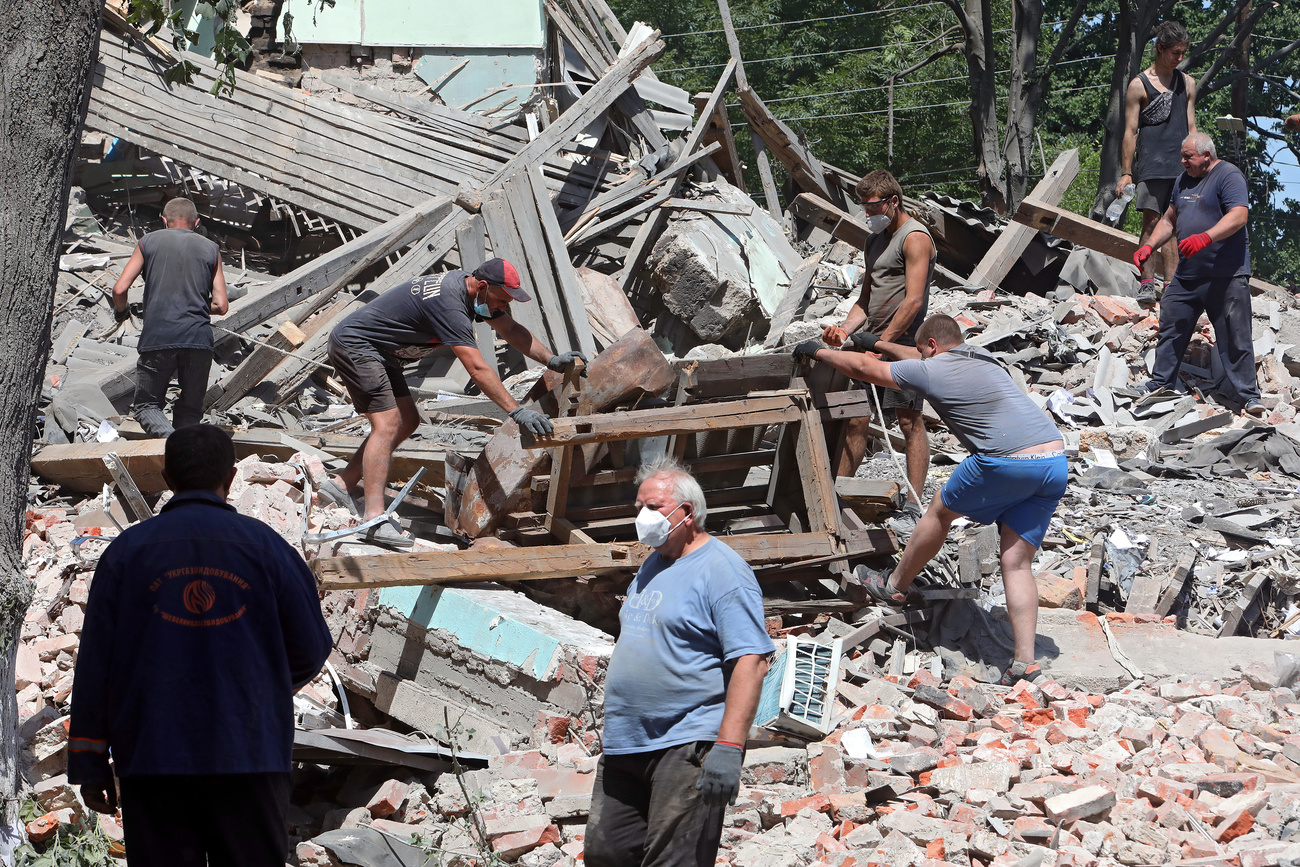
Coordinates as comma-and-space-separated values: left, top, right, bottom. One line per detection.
658, 2, 947, 39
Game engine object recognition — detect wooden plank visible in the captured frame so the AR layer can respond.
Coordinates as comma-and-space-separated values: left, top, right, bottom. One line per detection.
1125, 565, 1167, 617
968, 149, 1078, 291
735, 85, 832, 200
206, 321, 307, 411
527, 165, 597, 358
1218, 572, 1269, 637
502, 171, 567, 352
840, 610, 932, 651
791, 192, 870, 248
314, 530, 852, 589
692, 89, 745, 191
455, 214, 499, 371
34, 440, 168, 494
792, 397, 841, 537
520, 394, 803, 448
214, 195, 454, 336
763, 253, 821, 349
1086, 536, 1106, 608
1013, 197, 1285, 298
1155, 549, 1197, 617
480, 189, 547, 364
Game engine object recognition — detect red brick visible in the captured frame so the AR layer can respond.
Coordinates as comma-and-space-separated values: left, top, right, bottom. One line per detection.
781, 793, 832, 817
810, 744, 847, 793
1215, 808, 1254, 843
367, 779, 409, 818
1090, 294, 1143, 325
925, 838, 945, 859
492, 824, 560, 860
912, 684, 974, 721
1023, 708, 1055, 727
26, 812, 61, 843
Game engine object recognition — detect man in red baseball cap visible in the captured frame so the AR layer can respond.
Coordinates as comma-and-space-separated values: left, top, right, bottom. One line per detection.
324, 258, 586, 548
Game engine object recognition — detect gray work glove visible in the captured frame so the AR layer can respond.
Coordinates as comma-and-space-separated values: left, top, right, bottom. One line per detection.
509, 406, 554, 437
546, 351, 589, 374
113, 306, 132, 323
791, 340, 822, 362
696, 743, 744, 806
848, 331, 882, 352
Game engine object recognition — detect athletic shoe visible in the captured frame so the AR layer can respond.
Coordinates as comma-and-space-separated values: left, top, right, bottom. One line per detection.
855, 565, 908, 607
318, 478, 360, 517
1000, 661, 1046, 686
364, 520, 415, 550
886, 503, 922, 538
1136, 278, 1161, 305
1244, 399, 1267, 418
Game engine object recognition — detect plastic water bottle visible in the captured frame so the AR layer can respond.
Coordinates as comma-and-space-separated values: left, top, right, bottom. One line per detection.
1106, 183, 1135, 224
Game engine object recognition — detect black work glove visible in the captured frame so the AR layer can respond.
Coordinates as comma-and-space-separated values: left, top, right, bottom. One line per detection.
509, 406, 554, 437
113, 306, 131, 323
546, 351, 589, 374
791, 341, 822, 362
848, 331, 882, 352
696, 743, 744, 806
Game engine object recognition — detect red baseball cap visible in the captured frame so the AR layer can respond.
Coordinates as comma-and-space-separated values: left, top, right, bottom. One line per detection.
473, 258, 531, 302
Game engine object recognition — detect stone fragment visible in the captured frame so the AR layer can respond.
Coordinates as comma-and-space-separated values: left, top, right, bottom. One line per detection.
1044, 785, 1117, 824
928, 761, 1017, 795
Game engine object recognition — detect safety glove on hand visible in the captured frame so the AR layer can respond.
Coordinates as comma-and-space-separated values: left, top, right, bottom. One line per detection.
848, 332, 882, 352
1178, 232, 1212, 259
1133, 245, 1153, 270
546, 351, 589, 374
791, 341, 822, 362
696, 743, 744, 806
509, 407, 554, 437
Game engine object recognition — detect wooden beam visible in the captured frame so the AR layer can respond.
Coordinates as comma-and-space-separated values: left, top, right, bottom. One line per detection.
716, 0, 781, 218
692, 89, 745, 191
735, 86, 832, 200
1013, 197, 1286, 298
1155, 548, 1197, 617
1218, 572, 1269, 637
792, 192, 870, 248
206, 321, 306, 411
968, 149, 1078, 291
214, 196, 454, 337
520, 393, 803, 448
314, 529, 883, 589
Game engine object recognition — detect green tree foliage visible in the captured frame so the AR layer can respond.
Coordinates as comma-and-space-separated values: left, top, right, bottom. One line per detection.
610, 0, 1299, 283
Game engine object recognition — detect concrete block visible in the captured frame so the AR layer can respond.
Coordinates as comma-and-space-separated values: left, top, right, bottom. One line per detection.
1044, 785, 1116, 824
742, 746, 809, 787
928, 761, 1017, 795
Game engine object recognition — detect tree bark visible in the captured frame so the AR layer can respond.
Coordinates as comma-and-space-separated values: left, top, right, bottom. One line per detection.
1, 0, 104, 836
1002, 0, 1043, 214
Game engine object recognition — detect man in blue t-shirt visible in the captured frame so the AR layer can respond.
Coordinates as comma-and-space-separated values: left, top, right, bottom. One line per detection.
324, 258, 586, 547
795, 315, 1066, 686
585, 458, 774, 867
1134, 132, 1262, 416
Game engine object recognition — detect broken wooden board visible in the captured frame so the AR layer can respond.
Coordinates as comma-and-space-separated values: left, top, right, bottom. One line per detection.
792, 192, 870, 248
735, 85, 833, 201
1155, 548, 1197, 617
968, 150, 1078, 292
1218, 572, 1269, 637
1014, 198, 1286, 298
519, 393, 804, 449
206, 321, 306, 411
314, 529, 887, 589
445, 328, 675, 539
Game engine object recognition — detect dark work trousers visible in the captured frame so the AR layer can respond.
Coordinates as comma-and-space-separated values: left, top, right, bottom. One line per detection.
584, 742, 728, 867
1148, 273, 1260, 403
119, 772, 290, 867
132, 348, 212, 437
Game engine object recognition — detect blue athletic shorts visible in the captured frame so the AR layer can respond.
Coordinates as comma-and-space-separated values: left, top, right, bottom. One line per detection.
940, 452, 1068, 548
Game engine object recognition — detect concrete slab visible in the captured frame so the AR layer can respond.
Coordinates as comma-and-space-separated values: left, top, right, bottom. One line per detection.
1034, 610, 1131, 693
378, 584, 613, 681
1105, 616, 1298, 682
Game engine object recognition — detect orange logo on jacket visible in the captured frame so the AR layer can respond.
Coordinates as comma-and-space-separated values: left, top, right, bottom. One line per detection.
183, 580, 216, 614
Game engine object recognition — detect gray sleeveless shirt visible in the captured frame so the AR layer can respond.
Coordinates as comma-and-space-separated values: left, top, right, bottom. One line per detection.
863, 217, 935, 346
137, 228, 219, 352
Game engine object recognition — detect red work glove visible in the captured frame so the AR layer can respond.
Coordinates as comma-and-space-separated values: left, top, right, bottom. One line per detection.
1178, 232, 1213, 258
1133, 245, 1153, 270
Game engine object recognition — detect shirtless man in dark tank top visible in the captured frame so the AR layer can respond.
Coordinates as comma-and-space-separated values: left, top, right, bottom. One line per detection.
1118, 21, 1198, 302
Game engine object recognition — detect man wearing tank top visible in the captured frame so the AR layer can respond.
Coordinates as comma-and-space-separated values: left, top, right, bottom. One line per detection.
794, 315, 1066, 687
821, 170, 935, 526
111, 198, 228, 438
1118, 20, 1197, 302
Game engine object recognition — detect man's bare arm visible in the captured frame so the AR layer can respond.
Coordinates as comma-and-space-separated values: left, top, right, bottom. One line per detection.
490, 314, 553, 366
1145, 204, 1180, 252
210, 253, 229, 315
809, 347, 900, 390
111, 247, 145, 314
450, 343, 519, 413
716, 654, 769, 746
1117, 76, 1145, 196
1185, 73, 1197, 135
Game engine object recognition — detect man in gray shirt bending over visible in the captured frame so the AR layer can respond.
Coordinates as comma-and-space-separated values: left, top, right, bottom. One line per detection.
794, 315, 1065, 686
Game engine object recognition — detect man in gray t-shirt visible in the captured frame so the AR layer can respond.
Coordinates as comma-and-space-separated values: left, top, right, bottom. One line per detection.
111, 198, 228, 438
794, 315, 1065, 686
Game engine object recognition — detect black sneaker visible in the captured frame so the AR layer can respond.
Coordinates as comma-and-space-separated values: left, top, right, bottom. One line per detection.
1136, 278, 1161, 305
1000, 661, 1046, 686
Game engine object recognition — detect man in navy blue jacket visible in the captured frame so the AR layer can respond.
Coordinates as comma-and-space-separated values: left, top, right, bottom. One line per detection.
68, 424, 332, 866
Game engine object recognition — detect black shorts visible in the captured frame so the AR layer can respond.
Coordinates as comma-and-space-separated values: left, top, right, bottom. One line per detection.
326, 334, 410, 414
1134, 177, 1175, 214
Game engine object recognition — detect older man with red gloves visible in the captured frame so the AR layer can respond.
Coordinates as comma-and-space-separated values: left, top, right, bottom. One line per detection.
1133, 132, 1262, 416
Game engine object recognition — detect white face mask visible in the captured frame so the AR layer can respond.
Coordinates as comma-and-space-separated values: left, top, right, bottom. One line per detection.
635, 503, 687, 547
865, 212, 891, 234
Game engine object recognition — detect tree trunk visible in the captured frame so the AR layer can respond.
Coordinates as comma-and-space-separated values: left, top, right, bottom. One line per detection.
950, 0, 1008, 214
0, 0, 104, 837
1002, 0, 1043, 214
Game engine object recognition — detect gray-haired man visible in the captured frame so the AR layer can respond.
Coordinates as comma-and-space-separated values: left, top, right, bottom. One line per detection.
584, 458, 774, 867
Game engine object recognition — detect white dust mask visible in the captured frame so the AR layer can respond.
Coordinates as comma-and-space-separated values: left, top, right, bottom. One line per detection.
634, 503, 687, 547
865, 213, 891, 234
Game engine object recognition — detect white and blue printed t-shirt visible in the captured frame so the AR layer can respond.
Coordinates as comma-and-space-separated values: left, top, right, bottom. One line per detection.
602, 537, 775, 754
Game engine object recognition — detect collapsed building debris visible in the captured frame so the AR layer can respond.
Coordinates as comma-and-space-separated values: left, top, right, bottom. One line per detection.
17, 0, 1300, 863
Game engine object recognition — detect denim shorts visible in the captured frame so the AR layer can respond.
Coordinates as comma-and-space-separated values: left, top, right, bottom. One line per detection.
940, 451, 1068, 548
